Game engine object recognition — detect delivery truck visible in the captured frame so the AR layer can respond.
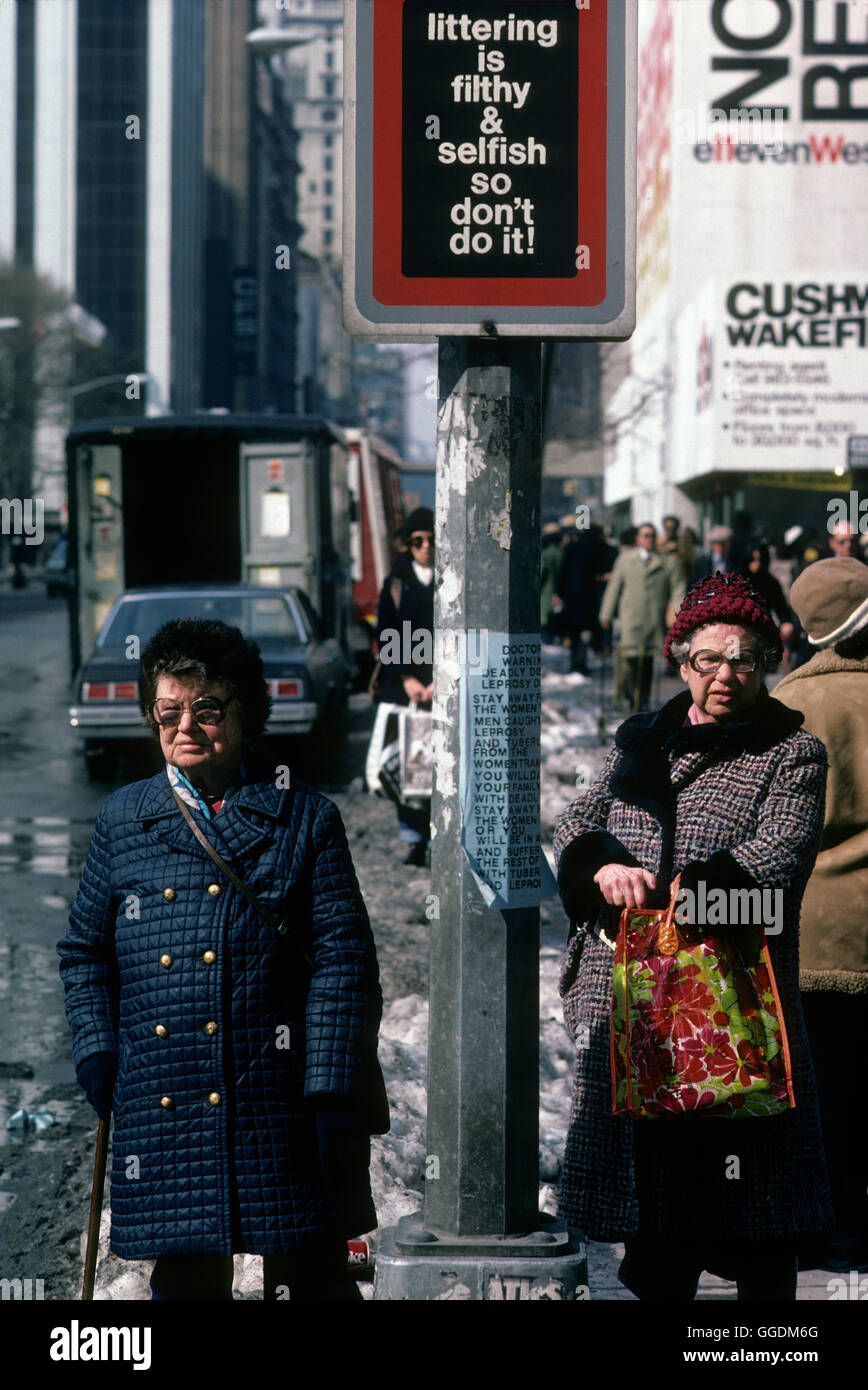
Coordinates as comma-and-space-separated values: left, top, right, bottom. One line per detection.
65, 413, 361, 676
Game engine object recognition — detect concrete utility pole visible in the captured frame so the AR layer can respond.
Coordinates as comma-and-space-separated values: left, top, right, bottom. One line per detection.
374, 340, 587, 1300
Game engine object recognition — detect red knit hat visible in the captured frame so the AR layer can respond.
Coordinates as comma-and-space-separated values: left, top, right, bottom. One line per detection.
664, 573, 783, 667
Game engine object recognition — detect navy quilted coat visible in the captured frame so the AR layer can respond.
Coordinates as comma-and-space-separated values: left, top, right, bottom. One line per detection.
58, 768, 383, 1260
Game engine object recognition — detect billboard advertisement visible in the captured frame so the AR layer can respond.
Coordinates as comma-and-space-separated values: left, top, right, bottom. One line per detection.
608, 0, 868, 513
673, 272, 868, 482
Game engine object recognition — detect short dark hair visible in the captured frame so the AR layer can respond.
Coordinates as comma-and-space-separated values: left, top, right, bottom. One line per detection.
139, 618, 271, 738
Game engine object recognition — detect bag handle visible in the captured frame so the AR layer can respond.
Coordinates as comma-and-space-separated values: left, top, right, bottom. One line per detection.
170, 787, 314, 969
656, 872, 682, 956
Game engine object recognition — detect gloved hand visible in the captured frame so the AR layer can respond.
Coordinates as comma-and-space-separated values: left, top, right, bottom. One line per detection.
679, 850, 758, 900
315, 1105, 375, 1237
76, 1052, 117, 1120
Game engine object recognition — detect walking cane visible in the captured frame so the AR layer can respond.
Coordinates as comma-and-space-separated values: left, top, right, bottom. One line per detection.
82, 1116, 109, 1301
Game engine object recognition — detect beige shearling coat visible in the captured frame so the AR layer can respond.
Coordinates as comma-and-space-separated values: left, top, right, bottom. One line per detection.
774, 651, 868, 994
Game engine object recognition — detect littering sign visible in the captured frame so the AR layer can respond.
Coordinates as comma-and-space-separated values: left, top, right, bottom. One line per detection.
344, 0, 636, 339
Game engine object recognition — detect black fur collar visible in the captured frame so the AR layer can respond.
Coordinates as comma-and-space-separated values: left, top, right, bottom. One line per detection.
610, 687, 804, 816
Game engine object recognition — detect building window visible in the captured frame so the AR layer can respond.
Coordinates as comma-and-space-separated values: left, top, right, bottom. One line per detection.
324, 205, 333, 221
325, 50, 334, 69
309, 181, 317, 192
324, 134, 334, 148
323, 229, 334, 247
324, 155, 333, 172
322, 107, 337, 122
324, 179, 333, 196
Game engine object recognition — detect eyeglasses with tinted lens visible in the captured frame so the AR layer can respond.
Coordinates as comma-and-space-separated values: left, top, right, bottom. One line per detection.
688, 649, 760, 675
151, 696, 232, 727
409, 533, 433, 549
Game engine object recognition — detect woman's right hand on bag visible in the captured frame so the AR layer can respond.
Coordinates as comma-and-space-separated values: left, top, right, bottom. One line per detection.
593, 864, 657, 908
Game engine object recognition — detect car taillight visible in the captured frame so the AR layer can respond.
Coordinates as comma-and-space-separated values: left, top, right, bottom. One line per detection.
270, 679, 300, 698
82, 681, 139, 701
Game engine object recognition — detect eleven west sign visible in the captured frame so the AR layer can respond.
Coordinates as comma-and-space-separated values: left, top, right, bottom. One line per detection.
343, 0, 637, 339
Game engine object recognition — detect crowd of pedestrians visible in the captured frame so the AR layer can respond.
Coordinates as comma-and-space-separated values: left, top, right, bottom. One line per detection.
541, 509, 868, 709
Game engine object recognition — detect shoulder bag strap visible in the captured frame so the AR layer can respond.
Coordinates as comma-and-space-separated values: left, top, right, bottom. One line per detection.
170, 786, 313, 969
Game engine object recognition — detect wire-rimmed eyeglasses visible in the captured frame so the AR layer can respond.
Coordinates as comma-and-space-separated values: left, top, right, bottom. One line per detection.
150, 696, 233, 728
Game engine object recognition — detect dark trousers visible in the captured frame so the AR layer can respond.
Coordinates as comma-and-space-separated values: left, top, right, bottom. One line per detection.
618, 652, 654, 712
620, 1237, 798, 1301
801, 991, 868, 1252
397, 796, 430, 847
150, 1243, 363, 1301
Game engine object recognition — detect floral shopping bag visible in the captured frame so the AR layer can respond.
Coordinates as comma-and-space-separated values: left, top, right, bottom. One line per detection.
611, 876, 795, 1118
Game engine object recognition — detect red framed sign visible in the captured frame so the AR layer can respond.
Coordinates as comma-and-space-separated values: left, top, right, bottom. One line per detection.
344, 0, 636, 339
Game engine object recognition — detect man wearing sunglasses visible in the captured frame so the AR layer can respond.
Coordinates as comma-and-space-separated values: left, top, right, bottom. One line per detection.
374, 507, 434, 866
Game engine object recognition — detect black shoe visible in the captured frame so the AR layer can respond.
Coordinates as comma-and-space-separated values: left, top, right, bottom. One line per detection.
402, 843, 427, 867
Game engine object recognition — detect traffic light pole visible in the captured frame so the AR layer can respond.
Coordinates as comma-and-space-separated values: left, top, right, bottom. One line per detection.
374, 339, 587, 1301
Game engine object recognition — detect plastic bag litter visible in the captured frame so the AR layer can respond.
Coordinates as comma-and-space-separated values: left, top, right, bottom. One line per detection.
6, 1108, 55, 1132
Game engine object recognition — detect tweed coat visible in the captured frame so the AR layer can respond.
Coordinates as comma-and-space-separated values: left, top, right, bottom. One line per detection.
553, 688, 834, 1242
774, 650, 868, 994
58, 764, 384, 1260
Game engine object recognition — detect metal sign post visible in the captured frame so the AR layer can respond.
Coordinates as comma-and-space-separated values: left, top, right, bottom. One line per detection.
374, 339, 588, 1299
344, 0, 637, 1300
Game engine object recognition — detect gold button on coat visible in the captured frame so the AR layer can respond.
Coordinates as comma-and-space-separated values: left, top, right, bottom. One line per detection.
163, 888, 176, 902
155, 1024, 168, 1038
204, 1021, 218, 1036
202, 950, 216, 964
160, 1096, 174, 1109
207, 883, 221, 896
208, 1092, 221, 1106
160, 954, 173, 968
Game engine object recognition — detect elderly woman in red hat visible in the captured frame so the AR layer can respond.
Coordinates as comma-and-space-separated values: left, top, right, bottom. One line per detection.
554, 572, 834, 1300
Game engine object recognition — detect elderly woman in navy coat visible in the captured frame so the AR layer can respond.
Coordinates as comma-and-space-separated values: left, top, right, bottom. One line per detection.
59, 619, 386, 1300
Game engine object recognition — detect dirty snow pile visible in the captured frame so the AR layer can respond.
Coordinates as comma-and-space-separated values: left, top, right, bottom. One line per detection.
371, 648, 610, 1227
